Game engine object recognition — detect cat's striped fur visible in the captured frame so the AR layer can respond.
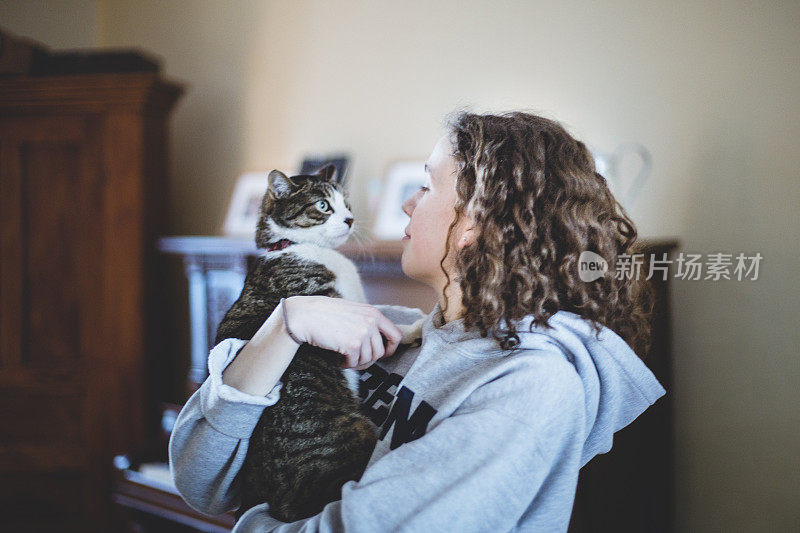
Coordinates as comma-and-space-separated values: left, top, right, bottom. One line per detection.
214, 165, 377, 522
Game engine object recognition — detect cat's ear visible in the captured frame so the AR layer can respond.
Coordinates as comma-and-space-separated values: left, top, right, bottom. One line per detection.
315, 164, 337, 183
268, 169, 296, 198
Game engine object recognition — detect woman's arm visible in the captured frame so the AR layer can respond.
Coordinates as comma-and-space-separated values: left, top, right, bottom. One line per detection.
169, 298, 301, 514
221, 299, 301, 396
169, 297, 405, 515
168, 337, 283, 514
220, 298, 415, 396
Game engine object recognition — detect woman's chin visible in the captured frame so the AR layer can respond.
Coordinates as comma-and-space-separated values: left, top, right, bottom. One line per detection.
399, 253, 420, 282
400, 251, 411, 276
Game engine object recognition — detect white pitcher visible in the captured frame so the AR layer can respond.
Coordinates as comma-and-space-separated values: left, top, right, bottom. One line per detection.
590, 142, 652, 209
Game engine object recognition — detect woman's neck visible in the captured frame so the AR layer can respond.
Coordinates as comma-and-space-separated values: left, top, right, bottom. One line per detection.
437, 283, 465, 323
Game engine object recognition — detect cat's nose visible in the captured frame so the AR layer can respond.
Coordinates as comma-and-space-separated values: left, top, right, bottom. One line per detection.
344, 217, 354, 228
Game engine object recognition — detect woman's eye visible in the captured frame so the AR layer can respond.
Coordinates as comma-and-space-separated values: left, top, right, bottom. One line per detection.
315, 200, 331, 211
419, 185, 429, 193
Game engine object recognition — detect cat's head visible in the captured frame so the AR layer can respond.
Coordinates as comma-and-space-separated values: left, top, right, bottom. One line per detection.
255, 164, 355, 249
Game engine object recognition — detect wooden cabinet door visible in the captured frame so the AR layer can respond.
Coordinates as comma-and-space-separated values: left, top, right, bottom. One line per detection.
0, 114, 118, 531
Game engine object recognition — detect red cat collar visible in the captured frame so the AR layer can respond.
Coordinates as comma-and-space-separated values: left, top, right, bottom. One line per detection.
264, 238, 295, 252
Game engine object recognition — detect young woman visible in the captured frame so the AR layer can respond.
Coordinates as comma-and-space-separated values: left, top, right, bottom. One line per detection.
169, 111, 666, 532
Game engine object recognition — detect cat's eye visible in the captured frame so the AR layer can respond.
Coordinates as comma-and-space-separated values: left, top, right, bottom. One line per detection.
315, 199, 331, 212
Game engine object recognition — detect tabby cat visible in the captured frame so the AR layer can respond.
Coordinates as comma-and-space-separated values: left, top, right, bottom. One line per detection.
214, 164, 412, 522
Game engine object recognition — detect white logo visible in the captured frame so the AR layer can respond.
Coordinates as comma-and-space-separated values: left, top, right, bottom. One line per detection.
578, 251, 608, 282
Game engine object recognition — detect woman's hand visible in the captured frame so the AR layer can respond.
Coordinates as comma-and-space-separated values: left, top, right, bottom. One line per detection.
283, 296, 403, 370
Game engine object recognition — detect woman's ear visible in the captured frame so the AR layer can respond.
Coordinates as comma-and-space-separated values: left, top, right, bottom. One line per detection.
456, 225, 476, 249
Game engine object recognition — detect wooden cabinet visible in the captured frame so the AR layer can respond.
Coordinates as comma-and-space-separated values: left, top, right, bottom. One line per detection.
0, 72, 183, 531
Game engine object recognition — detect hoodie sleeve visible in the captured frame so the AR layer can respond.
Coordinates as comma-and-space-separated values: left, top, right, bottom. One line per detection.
168, 338, 283, 515
233, 352, 588, 532
372, 303, 427, 325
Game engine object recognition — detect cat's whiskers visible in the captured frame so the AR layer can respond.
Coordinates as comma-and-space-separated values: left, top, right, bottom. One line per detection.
347, 221, 376, 264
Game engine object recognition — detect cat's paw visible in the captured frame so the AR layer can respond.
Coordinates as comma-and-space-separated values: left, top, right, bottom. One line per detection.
396, 318, 424, 347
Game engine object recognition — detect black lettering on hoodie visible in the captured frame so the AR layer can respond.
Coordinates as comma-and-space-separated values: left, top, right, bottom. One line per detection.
379, 386, 437, 449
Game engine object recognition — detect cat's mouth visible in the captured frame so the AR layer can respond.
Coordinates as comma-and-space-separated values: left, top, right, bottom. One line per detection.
331, 229, 352, 242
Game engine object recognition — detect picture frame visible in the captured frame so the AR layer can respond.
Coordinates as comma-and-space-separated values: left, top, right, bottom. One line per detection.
220, 171, 269, 239
371, 160, 426, 240
299, 154, 350, 186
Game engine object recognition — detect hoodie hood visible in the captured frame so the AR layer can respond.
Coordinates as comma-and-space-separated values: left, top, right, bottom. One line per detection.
423, 301, 666, 467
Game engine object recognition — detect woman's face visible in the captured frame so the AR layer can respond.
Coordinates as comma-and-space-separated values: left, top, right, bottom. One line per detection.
401, 134, 471, 291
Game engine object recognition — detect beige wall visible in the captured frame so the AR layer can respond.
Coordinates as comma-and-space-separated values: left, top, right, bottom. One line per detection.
0, 0, 97, 47
3, 0, 799, 530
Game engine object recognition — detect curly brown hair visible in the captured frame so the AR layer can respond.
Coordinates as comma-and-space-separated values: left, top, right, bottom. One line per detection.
440, 110, 655, 357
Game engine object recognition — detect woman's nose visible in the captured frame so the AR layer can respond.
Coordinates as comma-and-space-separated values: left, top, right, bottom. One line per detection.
401, 192, 418, 217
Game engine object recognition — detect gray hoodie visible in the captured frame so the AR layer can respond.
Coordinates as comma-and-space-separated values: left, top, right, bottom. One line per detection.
169, 302, 666, 532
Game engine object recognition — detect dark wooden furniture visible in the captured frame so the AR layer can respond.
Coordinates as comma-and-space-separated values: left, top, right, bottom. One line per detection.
569, 239, 678, 533
115, 237, 676, 532
0, 72, 183, 531
112, 403, 237, 532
